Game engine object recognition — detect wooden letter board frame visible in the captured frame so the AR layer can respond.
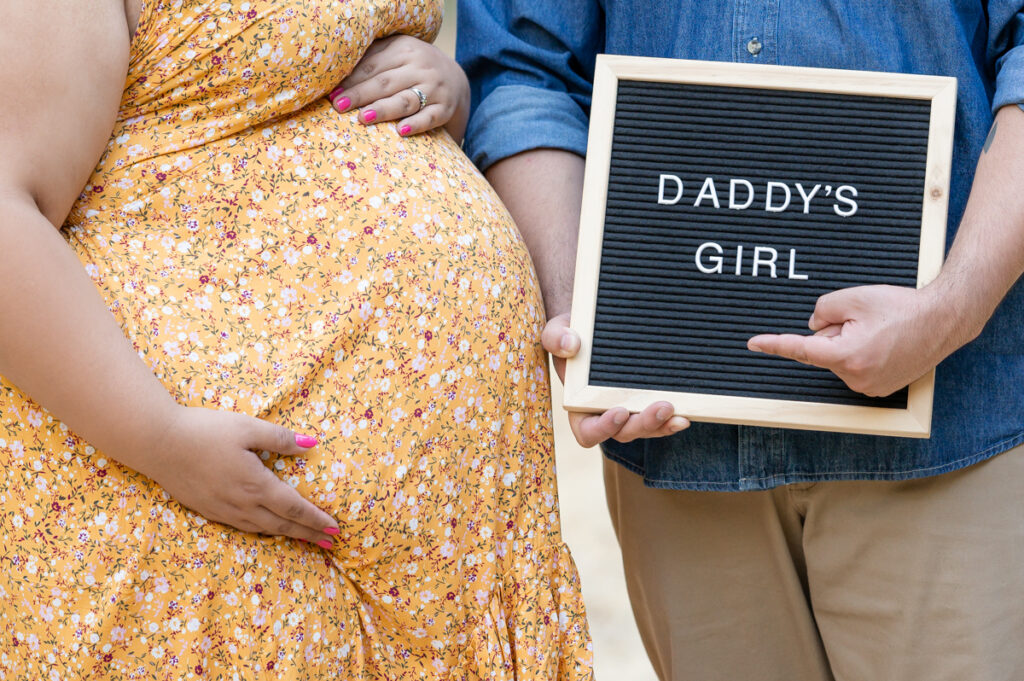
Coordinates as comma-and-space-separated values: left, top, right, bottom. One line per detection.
564, 56, 956, 437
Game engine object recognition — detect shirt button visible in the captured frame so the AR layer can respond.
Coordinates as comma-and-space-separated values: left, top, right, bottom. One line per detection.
747, 37, 763, 56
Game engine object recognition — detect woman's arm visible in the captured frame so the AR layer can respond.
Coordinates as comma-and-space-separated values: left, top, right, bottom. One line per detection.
0, 0, 340, 545
0, 0, 155, 454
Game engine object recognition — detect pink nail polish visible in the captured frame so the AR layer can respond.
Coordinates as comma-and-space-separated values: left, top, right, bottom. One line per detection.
317, 539, 333, 549
363, 109, 377, 123
334, 96, 351, 111
324, 527, 340, 536
399, 124, 412, 136
328, 86, 344, 100
295, 434, 318, 448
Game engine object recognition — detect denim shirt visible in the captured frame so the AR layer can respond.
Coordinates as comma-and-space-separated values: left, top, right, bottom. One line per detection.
456, 0, 1024, 491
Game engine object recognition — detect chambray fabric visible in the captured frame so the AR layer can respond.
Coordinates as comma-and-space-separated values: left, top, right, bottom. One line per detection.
457, 1, 1024, 491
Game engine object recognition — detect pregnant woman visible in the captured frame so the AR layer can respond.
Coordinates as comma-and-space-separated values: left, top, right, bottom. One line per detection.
0, 0, 591, 678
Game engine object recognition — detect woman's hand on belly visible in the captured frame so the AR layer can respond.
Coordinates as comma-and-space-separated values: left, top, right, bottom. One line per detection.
140, 406, 341, 546
329, 34, 470, 142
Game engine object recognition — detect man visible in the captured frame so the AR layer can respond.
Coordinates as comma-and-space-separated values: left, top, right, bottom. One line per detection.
457, 2, 1024, 680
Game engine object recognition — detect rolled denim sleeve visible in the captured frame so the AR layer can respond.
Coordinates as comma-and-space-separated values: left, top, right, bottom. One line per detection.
988, 2, 1024, 111
455, 0, 604, 170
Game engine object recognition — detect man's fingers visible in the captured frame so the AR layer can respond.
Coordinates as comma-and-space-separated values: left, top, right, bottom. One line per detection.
567, 405, 689, 448
621, 415, 690, 441
551, 356, 567, 384
749, 333, 810, 363
748, 332, 843, 368
809, 288, 862, 330
612, 402, 687, 443
815, 323, 843, 338
568, 408, 629, 448
541, 313, 580, 358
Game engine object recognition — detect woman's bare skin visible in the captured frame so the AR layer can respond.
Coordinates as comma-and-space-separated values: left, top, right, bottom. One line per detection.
0, 0, 341, 545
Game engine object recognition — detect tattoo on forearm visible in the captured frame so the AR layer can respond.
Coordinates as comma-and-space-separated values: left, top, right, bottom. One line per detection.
983, 121, 997, 154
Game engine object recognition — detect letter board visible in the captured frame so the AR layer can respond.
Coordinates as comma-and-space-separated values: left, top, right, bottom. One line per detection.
564, 56, 956, 437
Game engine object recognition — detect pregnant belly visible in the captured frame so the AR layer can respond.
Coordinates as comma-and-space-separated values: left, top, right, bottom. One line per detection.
64, 101, 549, 536
68, 100, 541, 406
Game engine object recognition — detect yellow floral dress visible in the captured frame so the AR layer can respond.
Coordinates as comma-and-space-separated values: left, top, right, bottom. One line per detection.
0, 0, 593, 678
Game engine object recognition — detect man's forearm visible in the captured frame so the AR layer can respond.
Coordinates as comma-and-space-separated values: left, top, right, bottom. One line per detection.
928, 104, 1024, 351
485, 149, 585, 318
750, 104, 1024, 396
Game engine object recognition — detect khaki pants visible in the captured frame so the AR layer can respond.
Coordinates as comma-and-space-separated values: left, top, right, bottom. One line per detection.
603, 445, 1024, 681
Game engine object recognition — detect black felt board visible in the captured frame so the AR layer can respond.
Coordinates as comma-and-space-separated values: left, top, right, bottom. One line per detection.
588, 80, 932, 408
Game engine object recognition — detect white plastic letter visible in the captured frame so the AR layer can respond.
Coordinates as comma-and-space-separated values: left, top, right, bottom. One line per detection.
787, 249, 808, 280
729, 179, 755, 210
795, 183, 821, 214
833, 185, 859, 217
752, 247, 778, 278
765, 182, 792, 212
657, 174, 684, 205
693, 177, 721, 209
695, 242, 724, 274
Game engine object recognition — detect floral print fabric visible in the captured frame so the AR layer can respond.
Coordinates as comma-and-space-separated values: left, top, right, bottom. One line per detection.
0, 0, 593, 678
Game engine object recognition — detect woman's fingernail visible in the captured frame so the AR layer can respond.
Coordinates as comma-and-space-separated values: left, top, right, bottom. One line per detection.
317, 539, 333, 550
363, 109, 377, 122
333, 96, 351, 111
613, 411, 628, 426
328, 86, 344, 100
295, 434, 318, 448
656, 406, 673, 421
399, 124, 412, 136
559, 334, 574, 352
323, 527, 340, 536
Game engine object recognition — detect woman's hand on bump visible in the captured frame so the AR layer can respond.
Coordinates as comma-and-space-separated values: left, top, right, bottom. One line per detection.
140, 405, 340, 547
328, 34, 470, 141
541, 312, 690, 448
